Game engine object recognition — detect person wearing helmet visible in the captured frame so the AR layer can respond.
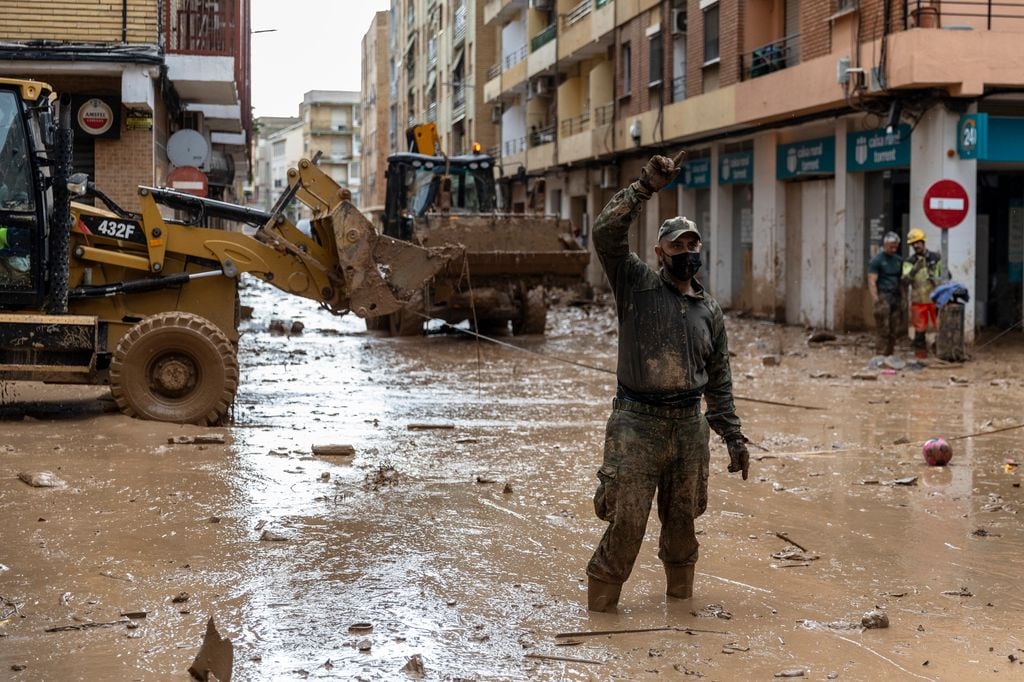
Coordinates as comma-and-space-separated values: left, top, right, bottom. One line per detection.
867, 231, 904, 356
584, 153, 750, 613
901, 228, 942, 357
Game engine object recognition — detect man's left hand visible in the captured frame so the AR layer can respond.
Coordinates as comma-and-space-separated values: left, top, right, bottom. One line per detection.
726, 435, 750, 481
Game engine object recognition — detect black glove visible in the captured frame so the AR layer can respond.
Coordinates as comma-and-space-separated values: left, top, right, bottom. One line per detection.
726, 434, 750, 481
637, 151, 686, 195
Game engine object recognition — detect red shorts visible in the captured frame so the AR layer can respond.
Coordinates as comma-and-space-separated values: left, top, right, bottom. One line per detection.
911, 302, 937, 332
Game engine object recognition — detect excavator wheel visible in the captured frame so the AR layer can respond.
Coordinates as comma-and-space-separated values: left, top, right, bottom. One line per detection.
110, 312, 239, 425
512, 287, 547, 336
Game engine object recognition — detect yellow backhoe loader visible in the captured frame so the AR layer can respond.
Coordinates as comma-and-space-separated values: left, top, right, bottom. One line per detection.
0, 78, 456, 424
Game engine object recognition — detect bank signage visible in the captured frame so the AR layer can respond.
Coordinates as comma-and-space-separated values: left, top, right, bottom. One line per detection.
776, 136, 835, 180
957, 113, 987, 159
680, 158, 711, 189
719, 151, 753, 185
847, 124, 911, 172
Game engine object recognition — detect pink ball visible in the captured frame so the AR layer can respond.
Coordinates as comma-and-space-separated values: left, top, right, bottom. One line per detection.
923, 438, 953, 466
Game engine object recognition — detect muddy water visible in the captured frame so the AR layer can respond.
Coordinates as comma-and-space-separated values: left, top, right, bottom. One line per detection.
1, 278, 1023, 681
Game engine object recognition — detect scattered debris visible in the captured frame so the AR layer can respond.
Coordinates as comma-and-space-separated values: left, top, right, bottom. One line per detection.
807, 331, 837, 344
503, 482, 514, 494
365, 464, 400, 489
168, 435, 226, 445
942, 587, 973, 597
188, 617, 233, 682
774, 670, 806, 678
45, 618, 130, 633
268, 318, 305, 335
455, 437, 479, 444
892, 436, 910, 445
239, 305, 254, 320
761, 355, 782, 367
17, 471, 66, 488
407, 423, 456, 431
348, 622, 373, 635
972, 528, 1000, 537
555, 625, 732, 639
259, 530, 289, 542
861, 610, 890, 629
809, 371, 836, 379
311, 444, 355, 457
893, 476, 919, 486
525, 653, 604, 665
774, 532, 809, 552
357, 639, 372, 652
401, 654, 426, 676
851, 373, 878, 381
772, 548, 819, 562
121, 611, 148, 619
475, 475, 496, 484
99, 570, 134, 582
172, 592, 190, 604
722, 643, 750, 654
319, 472, 331, 482
691, 604, 732, 620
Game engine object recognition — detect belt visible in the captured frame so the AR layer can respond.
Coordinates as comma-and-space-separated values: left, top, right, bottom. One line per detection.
612, 397, 702, 419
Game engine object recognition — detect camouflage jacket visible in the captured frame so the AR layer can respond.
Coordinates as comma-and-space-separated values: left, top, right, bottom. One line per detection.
593, 183, 742, 438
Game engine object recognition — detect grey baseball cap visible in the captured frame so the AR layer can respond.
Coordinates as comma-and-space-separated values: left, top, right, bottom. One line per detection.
658, 216, 701, 243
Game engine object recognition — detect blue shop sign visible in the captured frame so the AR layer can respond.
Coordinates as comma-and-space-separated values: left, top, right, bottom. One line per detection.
776, 136, 835, 180
719, 151, 753, 185
679, 158, 711, 189
957, 113, 987, 159
847, 124, 911, 172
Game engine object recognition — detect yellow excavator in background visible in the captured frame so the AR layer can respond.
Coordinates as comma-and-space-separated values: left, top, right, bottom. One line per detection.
0, 77, 456, 424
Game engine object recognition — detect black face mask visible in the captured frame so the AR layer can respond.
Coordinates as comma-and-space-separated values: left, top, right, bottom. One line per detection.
662, 251, 702, 281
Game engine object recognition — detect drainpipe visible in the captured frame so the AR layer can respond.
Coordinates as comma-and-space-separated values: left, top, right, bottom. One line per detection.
122, 0, 128, 44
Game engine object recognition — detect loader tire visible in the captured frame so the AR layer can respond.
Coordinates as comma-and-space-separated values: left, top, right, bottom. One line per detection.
513, 287, 547, 336
110, 312, 239, 425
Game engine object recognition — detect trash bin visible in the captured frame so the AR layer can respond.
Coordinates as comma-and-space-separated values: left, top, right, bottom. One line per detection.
936, 302, 966, 361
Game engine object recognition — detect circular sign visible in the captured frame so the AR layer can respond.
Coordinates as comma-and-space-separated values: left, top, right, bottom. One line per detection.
167, 166, 209, 198
167, 129, 210, 168
77, 98, 114, 136
923, 179, 969, 229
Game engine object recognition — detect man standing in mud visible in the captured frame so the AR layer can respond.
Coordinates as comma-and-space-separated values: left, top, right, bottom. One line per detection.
868, 231, 904, 356
586, 153, 750, 612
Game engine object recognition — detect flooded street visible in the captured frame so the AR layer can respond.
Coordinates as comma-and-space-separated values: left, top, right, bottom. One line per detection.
2, 278, 1023, 681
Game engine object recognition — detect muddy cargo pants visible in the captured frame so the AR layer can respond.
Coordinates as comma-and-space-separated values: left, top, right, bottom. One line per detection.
873, 295, 903, 356
586, 398, 711, 587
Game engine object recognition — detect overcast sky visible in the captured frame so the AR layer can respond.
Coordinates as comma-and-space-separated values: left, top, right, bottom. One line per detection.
251, 0, 391, 118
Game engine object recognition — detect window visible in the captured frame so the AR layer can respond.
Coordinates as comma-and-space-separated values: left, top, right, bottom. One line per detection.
703, 3, 720, 64
272, 140, 286, 158
621, 42, 632, 97
648, 31, 663, 86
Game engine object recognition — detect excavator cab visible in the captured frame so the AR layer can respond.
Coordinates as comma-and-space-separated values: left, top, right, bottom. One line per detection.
0, 81, 58, 309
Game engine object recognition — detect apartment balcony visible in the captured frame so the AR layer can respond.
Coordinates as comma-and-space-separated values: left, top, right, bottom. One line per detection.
484, 66, 502, 103
454, 4, 467, 45
741, 34, 800, 81
559, 110, 590, 138
426, 102, 438, 122
484, 0, 525, 26
558, 0, 592, 60
164, 0, 246, 107
528, 25, 557, 77
452, 84, 467, 121
527, 140, 555, 171
501, 136, 526, 174
671, 75, 686, 103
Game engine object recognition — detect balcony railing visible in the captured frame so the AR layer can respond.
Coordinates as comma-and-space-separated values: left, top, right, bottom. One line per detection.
560, 110, 590, 137
426, 102, 437, 122
901, 0, 1024, 30
487, 63, 502, 80
594, 102, 613, 126
504, 137, 526, 156
564, 0, 592, 28
531, 24, 556, 52
529, 124, 556, 147
166, 0, 236, 54
427, 38, 437, 66
741, 34, 800, 80
671, 76, 686, 102
503, 45, 528, 69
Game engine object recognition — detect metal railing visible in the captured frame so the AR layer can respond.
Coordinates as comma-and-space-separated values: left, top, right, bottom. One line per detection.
741, 34, 800, 80
671, 76, 686, 103
531, 24, 556, 52
488, 63, 502, 80
594, 102, 613, 126
166, 0, 236, 54
529, 124, 556, 147
427, 38, 437, 66
560, 110, 590, 137
504, 137, 526, 156
426, 102, 437, 122
503, 45, 528, 69
903, 0, 1024, 30
564, 0, 592, 28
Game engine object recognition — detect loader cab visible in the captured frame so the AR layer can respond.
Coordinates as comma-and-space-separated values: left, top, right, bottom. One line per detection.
382, 153, 496, 240
0, 81, 54, 308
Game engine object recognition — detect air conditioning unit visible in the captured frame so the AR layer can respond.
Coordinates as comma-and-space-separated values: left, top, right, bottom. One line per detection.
491, 105, 502, 123
671, 9, 686, 35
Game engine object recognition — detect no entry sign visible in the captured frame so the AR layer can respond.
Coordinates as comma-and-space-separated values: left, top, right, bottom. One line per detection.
167, 166, 209, 198
923, 179, 969, 229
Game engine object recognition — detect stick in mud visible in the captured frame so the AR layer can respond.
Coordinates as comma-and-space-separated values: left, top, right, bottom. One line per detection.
774, 532, 810, 553
45, 618, 130, 632
554, 625, 732, 639
525, 653, 605, 665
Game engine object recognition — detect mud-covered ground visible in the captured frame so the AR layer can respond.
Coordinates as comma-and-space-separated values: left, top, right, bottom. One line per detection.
1, 278, 1023, 681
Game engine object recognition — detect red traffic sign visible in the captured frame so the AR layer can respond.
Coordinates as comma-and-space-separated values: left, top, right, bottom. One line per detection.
167, 166, 209, 198
923, 179, 969, 229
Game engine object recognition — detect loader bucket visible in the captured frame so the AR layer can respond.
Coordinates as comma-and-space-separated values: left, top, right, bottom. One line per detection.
323, 202, 461, 318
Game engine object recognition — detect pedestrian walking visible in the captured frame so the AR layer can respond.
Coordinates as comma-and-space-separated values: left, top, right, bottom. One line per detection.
868, 231, 904, 356
901, 228, 942, 358
586, 153, 750, 612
